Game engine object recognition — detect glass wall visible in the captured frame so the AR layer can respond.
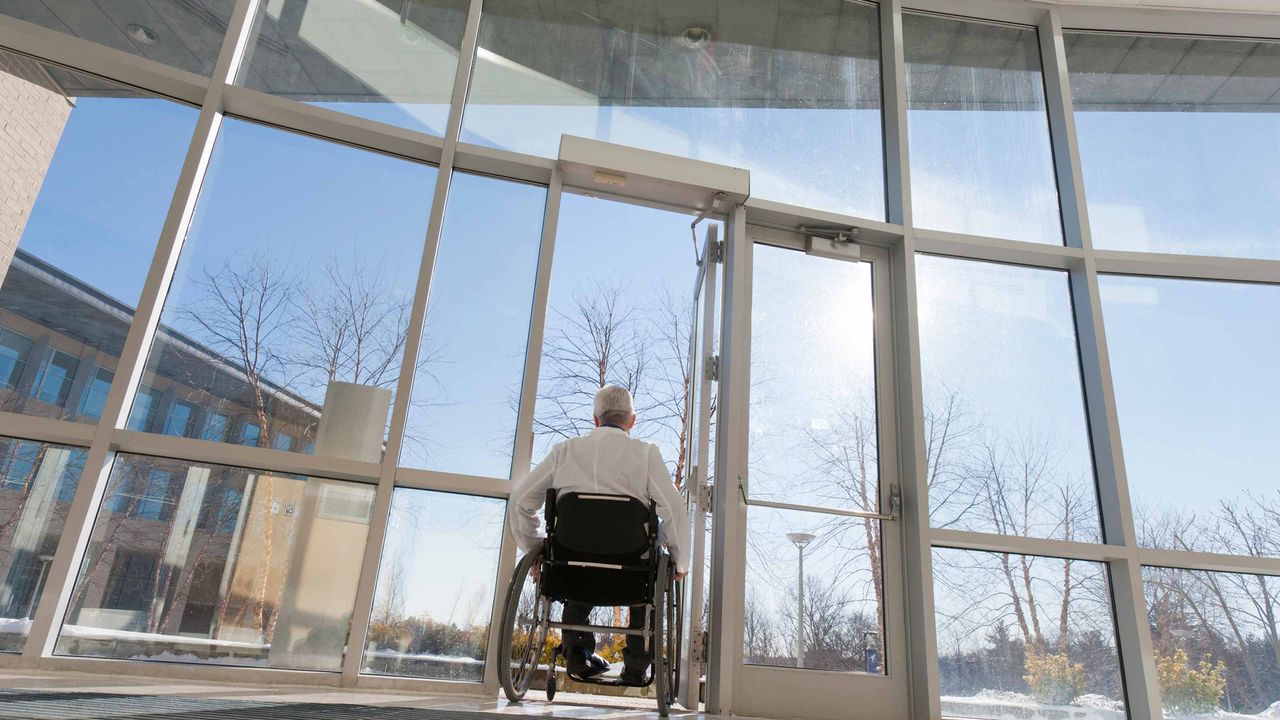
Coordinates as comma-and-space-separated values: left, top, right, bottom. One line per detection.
135, 118, 437, 461
0, 437, 84, 652
933, 548, 1125, 719
57, 453, 373, 671
746, 246, 885, 673
1142, 566, 1280, 719
400, 172, 545, 478
238, 0, 470, 136
0, 48, 198, 424
464, 0, 886, 219
1067, 33, 1280, 259
917, 256, 1100, 542
904, 14, 1062, 244
1099, 275, 1279, 557
362, 489, 504, 681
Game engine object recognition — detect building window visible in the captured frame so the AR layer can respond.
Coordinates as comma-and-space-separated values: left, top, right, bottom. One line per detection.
125, 386, 163, 432
200, 410, 230, 443
30, 348, 79, 407
0, 328, 34, 389
162, 400, 196, 437
76, 366, 113, 420
238, 421, 261, 448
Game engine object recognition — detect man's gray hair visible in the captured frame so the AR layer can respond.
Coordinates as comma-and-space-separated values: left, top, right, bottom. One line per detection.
594, 384, 635, 427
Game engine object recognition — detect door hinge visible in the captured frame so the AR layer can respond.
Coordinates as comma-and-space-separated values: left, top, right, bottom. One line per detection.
705, 355, 719, 382
696, 481, 712, 511
711, 238, 724, 264
690, 629, 709, 664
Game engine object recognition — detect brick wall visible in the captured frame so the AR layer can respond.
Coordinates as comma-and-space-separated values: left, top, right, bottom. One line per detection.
0, 53, 72, 282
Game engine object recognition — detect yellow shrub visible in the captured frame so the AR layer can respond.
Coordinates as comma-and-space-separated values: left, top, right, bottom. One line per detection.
1024, 650, 1086, 705
1155, 649, 1226, 714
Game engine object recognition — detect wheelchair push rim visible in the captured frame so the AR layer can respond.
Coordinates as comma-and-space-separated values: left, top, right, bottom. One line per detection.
500, 551, 550, 702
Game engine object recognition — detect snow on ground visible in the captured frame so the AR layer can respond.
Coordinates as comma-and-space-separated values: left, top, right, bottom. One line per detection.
59, 625, 268, 649
940, 692, 1280, 720
364, 649, 483, 665
0, 617, 32, 635
124, 651, 268, 667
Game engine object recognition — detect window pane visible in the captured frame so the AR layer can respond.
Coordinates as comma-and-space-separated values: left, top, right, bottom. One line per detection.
135, 118, 437, 462
750, 245, 878, 512
0, 437, 86, 652
1143, 566, 1280, 718
238, 0, 469, 137
917, 256, 1101, 542
744, 506, 885, 674
1099, 275, 1279, 556
464, 0, 886, 219
58, 454, 373, 671
0, 49, 198, 423
904, 14, 1063, 244
400, 173, 545, 477
530, 194, 701, 479
362, 489, 503, 680
1, 2, 230, 76
1067, 34, 1280, 259
933, 548, 1125, 719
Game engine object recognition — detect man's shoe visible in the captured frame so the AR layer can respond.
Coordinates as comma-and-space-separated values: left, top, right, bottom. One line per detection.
620, 666, 648, 686
566, 647, 609, 680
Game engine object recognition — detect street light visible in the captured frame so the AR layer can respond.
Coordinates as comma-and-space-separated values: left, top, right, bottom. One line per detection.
787, 532, 816, 669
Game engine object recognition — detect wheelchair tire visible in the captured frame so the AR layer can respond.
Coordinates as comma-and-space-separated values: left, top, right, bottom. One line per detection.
546, 672, 557, 701
654, 554, 670, 717
499, 551, 549, 703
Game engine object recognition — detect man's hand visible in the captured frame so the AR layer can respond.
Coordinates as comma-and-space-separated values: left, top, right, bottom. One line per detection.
531, 562, 541, 582
674, 569, 688, 582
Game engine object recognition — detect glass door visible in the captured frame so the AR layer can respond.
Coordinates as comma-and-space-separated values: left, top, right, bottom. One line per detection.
680, 225, 719, 709
728, 237, 909, 720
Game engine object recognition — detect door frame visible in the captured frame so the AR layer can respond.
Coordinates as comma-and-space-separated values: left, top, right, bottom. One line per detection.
706, 215, 913, 719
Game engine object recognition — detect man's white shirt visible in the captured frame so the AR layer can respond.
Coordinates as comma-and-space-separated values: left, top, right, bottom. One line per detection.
508, 426, 690, 574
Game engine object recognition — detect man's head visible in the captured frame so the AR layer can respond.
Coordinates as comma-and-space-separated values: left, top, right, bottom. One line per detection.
593, 384, 636, 431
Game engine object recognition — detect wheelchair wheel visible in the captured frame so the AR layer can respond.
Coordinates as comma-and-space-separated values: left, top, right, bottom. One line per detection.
499, 551, 550, 702
654, 555, 672, 717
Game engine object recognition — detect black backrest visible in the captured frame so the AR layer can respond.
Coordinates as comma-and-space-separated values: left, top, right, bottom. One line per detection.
546, 490, 655, 557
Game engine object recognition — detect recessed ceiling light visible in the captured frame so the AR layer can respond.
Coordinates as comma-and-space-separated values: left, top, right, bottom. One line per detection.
127, 24, 158, 46
680, 25, 711, 50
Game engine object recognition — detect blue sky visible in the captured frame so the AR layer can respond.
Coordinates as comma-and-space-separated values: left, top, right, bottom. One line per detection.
9, 78, 1278, 636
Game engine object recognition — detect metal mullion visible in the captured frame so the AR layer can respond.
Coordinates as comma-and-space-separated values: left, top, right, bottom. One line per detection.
0, 413, 94, 448
111, 430, 382, 485
20, 0, 264, 663
706, 203, 750, 715
883, 0, 941, 716
743, 196, 906, 247
452, 141, 557, 187
1137, 548, 1280, 577
393, 467, 511, 499
220, 85, 446, 167
930, 528, 1130, 563
342, 0, 486, 687
1095, 250, 1280, 284
914, 228, 1086, 270
0, 14, 208, 106
1038, 8, 1163, 717
481, 167, 563, 692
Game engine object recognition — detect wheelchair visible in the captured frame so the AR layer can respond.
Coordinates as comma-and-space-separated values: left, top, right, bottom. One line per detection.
499, 489, 683, 717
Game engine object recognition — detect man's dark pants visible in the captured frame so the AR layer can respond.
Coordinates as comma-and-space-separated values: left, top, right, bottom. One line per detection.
562, 602, 651, 674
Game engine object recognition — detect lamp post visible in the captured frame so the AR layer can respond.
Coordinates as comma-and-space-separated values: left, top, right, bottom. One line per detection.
787, 532, 815, 668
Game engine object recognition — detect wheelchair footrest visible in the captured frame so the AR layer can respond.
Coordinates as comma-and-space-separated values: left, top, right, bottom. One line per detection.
548, 621, 647, 637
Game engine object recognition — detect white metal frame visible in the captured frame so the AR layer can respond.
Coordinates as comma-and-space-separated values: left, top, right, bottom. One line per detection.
0, 1, 1275, 718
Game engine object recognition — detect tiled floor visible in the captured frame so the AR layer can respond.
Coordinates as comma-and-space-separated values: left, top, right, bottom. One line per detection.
0, 669, 712, 719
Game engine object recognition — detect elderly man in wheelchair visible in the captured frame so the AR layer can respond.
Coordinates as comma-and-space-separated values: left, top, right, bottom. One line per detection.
500, 384, 689, 715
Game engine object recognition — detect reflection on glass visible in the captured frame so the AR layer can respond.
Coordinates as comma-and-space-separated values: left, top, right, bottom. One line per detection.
933, 548, 1125, 719
744, 506, 884, 674
1, 3, 231, 76
362, 489, 503, 680
401, 173, 544, 477
1099, 276, 1280, 557
239, 0, 469, 137
0, 437, 85, 652
1067, 33, 1280, 259
530, 194, 702, 479
464, 0, 886, 218
135, 118, 437, 461
749, 245, 877, 511
57, 454, 373, 671
1143, 566, 1280, 718
904, 13, 1062, 244
0, 49, 198, 424
917, 256, 1100, 542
